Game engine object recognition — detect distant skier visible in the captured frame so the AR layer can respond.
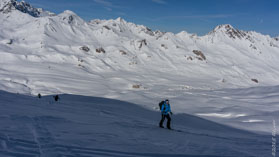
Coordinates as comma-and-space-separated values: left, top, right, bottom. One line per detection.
54, 95, 60, 101
159, 99, 172, 129
38, 93, 41, 99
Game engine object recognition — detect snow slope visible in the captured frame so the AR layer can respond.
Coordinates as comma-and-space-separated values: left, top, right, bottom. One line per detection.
0, 90, 274, 157
0, 0, 279, 153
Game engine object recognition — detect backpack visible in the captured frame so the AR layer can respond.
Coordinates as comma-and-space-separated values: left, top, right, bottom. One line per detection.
159, 101, 165, 110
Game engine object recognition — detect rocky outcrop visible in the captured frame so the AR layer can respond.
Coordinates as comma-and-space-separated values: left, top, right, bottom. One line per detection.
161, 44, 168, 49
132, 84, 141, 89
103, 25, 110, 30
251, 79, 259, 83
0, 0, 55, 17
186, 56, 193, 61
96, 47, 105, 53
80, 46, 90, 52
138, 39, 147, 49
210, 24, 246, 40
120, 50, 127, 55
193, 50, 206, 61
142, 27, 154, 36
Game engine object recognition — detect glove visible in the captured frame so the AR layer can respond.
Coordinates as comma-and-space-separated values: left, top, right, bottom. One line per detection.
170, 112, 173, 115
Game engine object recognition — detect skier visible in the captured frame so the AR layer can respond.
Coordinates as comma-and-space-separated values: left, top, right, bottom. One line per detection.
159, 99, 172, 129
54, 95, 60, 101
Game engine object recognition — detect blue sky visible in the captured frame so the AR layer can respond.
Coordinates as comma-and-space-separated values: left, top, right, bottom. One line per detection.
26, 0, 279, 37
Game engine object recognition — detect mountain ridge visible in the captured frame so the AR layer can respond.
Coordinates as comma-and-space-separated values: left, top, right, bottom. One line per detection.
0, 0, 279, 96
0, 0, 55, 17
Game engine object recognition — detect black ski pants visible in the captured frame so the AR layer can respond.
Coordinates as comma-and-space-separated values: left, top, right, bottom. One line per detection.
159, 114, 171, 129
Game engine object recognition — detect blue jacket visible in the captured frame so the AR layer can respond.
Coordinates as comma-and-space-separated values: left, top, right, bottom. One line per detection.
161, 102, 171, 115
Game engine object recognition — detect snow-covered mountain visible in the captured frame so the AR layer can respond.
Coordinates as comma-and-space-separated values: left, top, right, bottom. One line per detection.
1, 0, 279, 96
0, 0, 55, 17
1, 0, 279, 134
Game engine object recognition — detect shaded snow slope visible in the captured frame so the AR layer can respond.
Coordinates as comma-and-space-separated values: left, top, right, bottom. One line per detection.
0, 90, 274, 157
0, 0, 279, 96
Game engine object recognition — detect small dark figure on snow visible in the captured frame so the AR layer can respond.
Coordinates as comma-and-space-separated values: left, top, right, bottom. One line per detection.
38, 93, 41, 99
54, 95, 59, 101
159, 99, 172, 129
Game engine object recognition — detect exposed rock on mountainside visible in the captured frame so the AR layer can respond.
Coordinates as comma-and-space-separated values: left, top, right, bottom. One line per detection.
120, 50, 127, 55
0, 0, 55, 16
80, 46, 90, 52
210, 24, 246, 39
251, 79, 259, 83
96, 47, 105, 53
192, 50, 206, 61
132, 84, 141, 89
138, 39, 147, 49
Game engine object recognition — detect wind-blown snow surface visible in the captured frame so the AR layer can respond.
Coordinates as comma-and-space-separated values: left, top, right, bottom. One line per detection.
0, 90, 275, 157
1, 0, 279, 155
1, 0, 279, 94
